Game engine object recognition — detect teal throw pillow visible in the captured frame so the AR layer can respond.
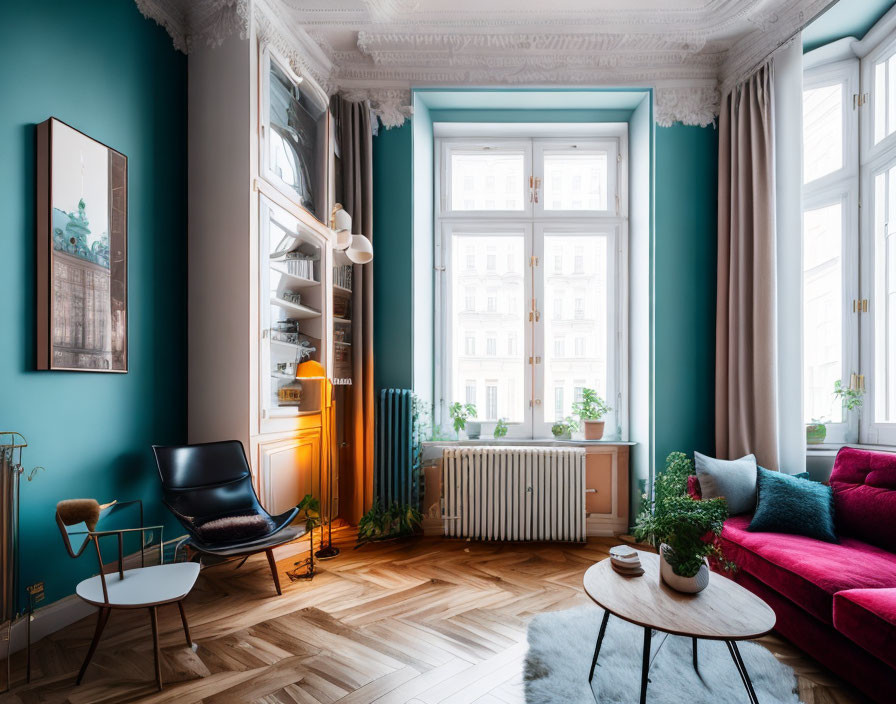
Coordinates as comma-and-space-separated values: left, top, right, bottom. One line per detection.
748, 468, 838, 543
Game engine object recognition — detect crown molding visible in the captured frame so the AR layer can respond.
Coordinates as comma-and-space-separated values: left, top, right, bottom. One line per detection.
719, 0, 835, 93
134, 0, 836, 128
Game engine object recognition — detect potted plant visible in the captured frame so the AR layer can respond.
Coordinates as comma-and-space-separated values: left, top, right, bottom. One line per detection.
551, 416, 578, 440
449, 402, 477, 440
634, 452, 733, 593
494, 418, 508, 439
833, 379, 864, 444
806, 418, 827, 445
572, 388, 612, 440
357, 501, 423, 547
287, 494, 321, 581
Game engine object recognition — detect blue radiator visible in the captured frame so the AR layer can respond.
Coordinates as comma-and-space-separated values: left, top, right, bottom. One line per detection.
376, 389, 420, 508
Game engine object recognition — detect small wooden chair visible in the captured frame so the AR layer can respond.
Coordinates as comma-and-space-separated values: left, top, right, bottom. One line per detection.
56, 499, 199, 690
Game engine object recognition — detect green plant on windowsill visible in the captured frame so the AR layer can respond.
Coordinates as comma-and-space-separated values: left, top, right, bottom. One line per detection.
571, 388, 612, 421
633, 452, 735, 578
449, 402, 477, 439
356, 501, 423, 547
833, 379, 864, 412
806, 418, 828, 445
551, 416, 579, 440
494, 418, 509, 438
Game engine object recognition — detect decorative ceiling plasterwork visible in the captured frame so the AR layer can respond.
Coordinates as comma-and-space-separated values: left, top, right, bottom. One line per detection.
135, 0, 835, 128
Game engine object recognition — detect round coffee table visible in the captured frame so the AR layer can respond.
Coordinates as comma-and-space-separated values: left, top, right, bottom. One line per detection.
583, 550, 776, 704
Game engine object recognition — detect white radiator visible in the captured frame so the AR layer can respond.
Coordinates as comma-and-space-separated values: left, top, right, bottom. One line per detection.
442, 446, 586, 542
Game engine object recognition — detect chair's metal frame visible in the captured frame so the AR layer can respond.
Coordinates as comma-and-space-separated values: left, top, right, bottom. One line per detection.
56, 508, 191, 691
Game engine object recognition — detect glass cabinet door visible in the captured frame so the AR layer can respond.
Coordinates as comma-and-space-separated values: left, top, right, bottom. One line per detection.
263, 51, 329, 223
260, 195, 325, 421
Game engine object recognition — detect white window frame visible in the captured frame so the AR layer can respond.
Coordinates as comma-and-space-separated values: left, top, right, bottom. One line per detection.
800, 58, 860, 444
803, 12, 896, 447
533, 221, 622, 438
861, 31, 896, 161
860, 141, 896, 443
433, 125, 628, 439
438, 219, 534, 438
439, 138, 533, 219
533, 139, 620, 218
860, 21, 896, 444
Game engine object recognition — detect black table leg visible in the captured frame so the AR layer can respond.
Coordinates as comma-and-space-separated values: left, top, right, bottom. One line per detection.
640, 628, 652, 704
588, 610, 611, 682
692, 637, 698, 674
726, 640, 760, 704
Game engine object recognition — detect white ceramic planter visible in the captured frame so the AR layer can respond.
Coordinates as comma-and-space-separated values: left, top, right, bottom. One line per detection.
659, 544, 710, 594
466, 422, 481, 439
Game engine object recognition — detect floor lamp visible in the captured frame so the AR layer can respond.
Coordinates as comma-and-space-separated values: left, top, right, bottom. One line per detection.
296, 358, 340, 560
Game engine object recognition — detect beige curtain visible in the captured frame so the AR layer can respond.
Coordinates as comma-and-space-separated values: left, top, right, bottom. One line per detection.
715, 63, 780, 470
335, 96, 375, 522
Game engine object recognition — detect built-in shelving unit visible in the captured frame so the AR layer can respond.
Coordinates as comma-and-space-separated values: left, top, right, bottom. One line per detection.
189, 28, 338, 514
332, 263, 353, 380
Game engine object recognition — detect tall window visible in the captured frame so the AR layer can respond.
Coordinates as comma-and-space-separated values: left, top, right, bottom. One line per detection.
437, 131, 627, 437
802, 58, 858, 441
803, 22, 896, 445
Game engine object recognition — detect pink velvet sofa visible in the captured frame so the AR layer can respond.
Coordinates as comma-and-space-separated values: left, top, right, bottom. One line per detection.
694, 447, 896, 703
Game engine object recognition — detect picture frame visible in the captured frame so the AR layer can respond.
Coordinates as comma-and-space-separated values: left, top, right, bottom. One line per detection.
35, 118, 127, 372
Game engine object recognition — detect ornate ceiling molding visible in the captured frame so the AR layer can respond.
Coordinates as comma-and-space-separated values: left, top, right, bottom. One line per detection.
720, 0, 834, 93
135, 0, 835, 128
654, 85, 721, 128
342, 87, 414, 128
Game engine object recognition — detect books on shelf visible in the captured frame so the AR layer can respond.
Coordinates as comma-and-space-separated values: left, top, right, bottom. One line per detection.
333, 264, 352, 291
274, 251, 318, 280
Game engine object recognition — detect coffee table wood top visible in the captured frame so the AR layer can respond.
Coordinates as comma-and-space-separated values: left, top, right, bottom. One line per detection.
583, 551, 776, 641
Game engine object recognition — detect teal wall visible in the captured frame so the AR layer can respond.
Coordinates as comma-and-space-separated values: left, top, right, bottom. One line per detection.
653, 125, 718, 470
372, 123, 414, 392
0, 0, 187, 605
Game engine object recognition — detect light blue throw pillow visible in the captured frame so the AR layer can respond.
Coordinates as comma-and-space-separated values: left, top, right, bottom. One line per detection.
694, 452, 758, 515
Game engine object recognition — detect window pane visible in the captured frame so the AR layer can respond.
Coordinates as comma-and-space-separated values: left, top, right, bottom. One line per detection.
875, 167, 896, 422
450, 151, 525, 211
451, 233, 525, 422
876, 60, 886, 144
543, 233, 608, 423
803, 202, 843, 423
268, 61, 327, 220
542, 151, 608, 211
802, 84, 842, 183
889, 55, 896, 141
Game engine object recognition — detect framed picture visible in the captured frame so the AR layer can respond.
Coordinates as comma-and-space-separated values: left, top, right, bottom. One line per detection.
36, 118, 127, 372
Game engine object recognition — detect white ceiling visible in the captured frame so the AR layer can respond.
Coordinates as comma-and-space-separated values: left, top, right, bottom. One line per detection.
135, 0, 837, 126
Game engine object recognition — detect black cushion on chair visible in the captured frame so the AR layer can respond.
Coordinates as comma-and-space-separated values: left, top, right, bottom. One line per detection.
152, 440, 299, 552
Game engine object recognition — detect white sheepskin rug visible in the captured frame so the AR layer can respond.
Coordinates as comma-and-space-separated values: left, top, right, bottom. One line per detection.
524, 606, 804, 703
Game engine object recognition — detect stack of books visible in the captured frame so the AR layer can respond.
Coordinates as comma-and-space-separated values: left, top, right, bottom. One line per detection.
609, 545, 644, 576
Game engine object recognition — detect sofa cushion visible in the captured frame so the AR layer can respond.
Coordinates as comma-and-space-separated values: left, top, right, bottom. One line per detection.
830, 447, 896, 552
721, 515, 896, 624
694, 452, 758, 515
833, 589, 896, 670
748, 468, 838, 543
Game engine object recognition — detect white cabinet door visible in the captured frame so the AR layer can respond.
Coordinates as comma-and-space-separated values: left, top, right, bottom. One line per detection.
258, 432, 320, 515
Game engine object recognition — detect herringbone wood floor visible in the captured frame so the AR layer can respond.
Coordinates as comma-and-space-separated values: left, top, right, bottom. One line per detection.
5, 529, 867, 704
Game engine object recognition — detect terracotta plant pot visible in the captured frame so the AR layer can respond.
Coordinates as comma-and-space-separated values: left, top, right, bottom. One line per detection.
583, 420, 605, 440
659, 544, 710, 594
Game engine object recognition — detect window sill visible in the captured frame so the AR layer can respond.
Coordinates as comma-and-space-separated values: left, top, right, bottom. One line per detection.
422, 438, 636, 447
806, 442, 896, 456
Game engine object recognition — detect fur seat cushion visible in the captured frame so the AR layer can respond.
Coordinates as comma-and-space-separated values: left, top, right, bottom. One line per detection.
195, 514, 275, 544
